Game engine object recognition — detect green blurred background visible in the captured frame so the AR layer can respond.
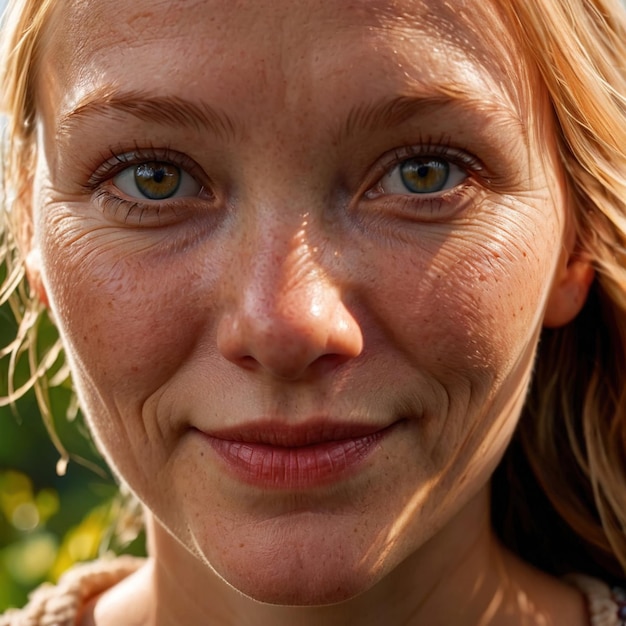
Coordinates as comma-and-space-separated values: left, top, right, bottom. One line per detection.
0, 0, 146, 594
0, 273, 146, 611
0, 2, 137, 615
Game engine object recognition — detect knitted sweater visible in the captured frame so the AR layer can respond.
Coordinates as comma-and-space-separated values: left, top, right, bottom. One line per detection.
0, 560, 624, 625
0, 556, 144, 626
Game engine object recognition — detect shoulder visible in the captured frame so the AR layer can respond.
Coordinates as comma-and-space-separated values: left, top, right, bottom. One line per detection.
0, 556, 145, 626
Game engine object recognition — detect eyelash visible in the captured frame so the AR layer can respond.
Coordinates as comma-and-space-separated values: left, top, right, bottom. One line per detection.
390, 142, 482, 179
86, 139, 483, 225
86, 146, 210, 224
366, 140, 483, 208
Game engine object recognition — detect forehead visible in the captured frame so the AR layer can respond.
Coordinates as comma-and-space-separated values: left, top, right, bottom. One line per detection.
40, 0, 530, 116
49, 0, 513, 51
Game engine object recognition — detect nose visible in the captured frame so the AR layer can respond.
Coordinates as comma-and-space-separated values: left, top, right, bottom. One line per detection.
217, 235, 363, 380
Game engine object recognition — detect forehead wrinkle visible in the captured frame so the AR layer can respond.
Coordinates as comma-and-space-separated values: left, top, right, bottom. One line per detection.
56, 87, 238, 141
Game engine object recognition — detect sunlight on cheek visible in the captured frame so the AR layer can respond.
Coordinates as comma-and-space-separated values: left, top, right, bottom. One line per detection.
362, 348, 532, 576
361, 475, 437, 571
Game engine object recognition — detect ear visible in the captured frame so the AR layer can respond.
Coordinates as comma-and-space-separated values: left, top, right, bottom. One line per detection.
543, 243, 594, 329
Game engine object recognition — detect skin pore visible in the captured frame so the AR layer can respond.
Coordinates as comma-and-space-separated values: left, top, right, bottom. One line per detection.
27, 0, 593, 624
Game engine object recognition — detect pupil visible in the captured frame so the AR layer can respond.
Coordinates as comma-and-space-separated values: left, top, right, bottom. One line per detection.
400, 158, 449, 193
134, 162, 181, 200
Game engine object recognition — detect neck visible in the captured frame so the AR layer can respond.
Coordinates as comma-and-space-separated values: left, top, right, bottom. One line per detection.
88, 486, 587, 626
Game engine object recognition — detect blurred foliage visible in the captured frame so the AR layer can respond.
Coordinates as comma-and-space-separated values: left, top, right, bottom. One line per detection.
0, 266, 146, 611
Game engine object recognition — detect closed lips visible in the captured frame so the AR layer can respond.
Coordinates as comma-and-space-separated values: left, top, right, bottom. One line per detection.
196, 421, 396, 489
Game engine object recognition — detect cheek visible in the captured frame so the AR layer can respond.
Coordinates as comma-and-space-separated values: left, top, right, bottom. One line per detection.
361, 200, 560, 388
38, 207, 219, 411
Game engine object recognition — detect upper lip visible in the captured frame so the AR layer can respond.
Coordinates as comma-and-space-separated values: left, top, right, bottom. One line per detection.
197, 419, 393, 447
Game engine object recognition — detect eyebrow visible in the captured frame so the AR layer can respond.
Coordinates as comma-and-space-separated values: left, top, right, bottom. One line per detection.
57, 84, 524, 144
57, 87, 237, 140
337, 87, 525, 142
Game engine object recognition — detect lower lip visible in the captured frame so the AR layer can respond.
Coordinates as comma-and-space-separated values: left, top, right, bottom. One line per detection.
200, 429, 390, 490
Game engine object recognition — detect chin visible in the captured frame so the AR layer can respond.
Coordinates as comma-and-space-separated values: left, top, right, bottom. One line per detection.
198, 523, 387, 607
218, 564, 376, 607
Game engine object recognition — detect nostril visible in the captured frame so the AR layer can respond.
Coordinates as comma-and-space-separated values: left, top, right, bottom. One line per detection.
238, 355, 261, 371
308, 352, 360, 377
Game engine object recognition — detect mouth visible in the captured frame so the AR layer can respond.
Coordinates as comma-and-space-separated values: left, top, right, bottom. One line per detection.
194, 419, 398, 490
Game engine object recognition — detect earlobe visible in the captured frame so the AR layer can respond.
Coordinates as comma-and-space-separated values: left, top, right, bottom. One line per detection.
25, 248, 49, 308
543, 254, 594, 328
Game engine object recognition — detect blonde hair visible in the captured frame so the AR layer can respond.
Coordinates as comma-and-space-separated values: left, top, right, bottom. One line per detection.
493, 0, 626, 579
2, 0, 626, 579
1, 0, 70, 471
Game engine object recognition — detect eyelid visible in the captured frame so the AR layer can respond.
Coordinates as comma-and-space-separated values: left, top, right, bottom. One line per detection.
361, 141, 485, 202
376, 142, 484, 186
86, 147, 216, 226
86, 146, 208, 190
354, 141, 486, 224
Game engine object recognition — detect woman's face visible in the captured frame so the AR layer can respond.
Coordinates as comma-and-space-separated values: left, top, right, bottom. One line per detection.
31, 0, 585, 605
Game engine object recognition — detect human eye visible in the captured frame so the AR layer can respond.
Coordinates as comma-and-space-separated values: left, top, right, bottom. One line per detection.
379, 156, 467, 196
88, 148, 212, 226
363, 143, 483, 221
113, 161, 201, 200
